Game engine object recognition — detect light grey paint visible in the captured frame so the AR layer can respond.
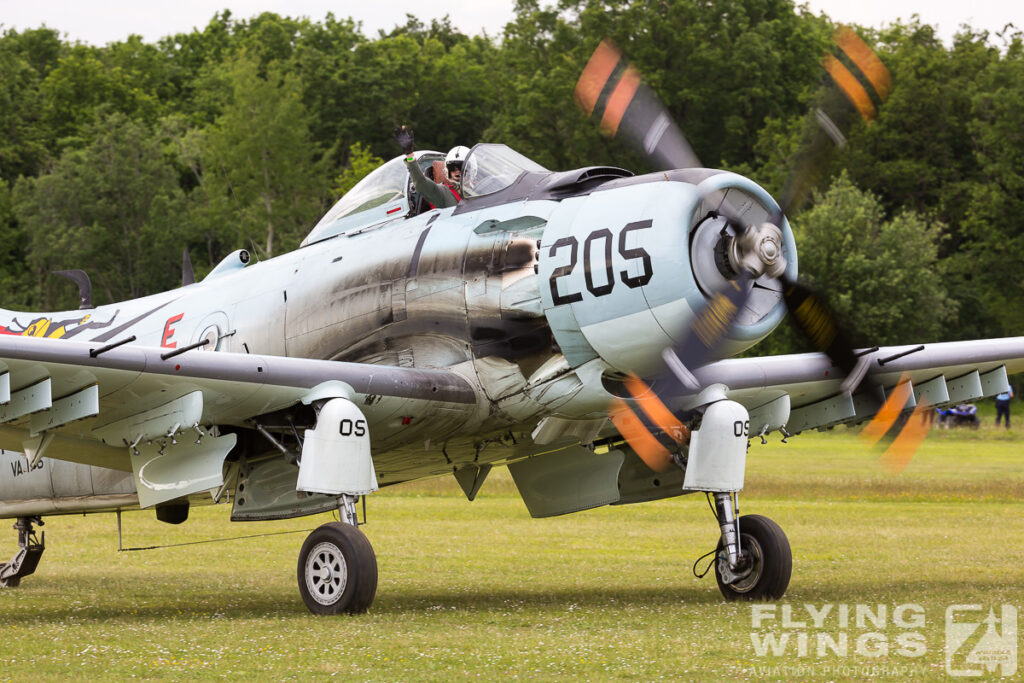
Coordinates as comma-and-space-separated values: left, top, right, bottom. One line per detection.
0, 451, 136, 517
0, 148, 1023, 522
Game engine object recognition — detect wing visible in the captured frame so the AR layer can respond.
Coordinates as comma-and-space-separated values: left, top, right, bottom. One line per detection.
0, 334, 475, 476
692, 337, 1024, 434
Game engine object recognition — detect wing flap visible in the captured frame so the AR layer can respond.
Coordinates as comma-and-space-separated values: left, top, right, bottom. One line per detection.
0, 378, 51, 423
29, 384, 99, 435
93, 391, 203, 446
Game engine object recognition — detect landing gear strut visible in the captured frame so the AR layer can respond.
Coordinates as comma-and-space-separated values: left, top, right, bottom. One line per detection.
0, 516, 46, 588
711, 492, 791, 600
297, 495, 377, 614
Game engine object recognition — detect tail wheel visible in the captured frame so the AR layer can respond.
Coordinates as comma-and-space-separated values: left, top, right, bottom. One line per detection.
715, 514, 791, 601
297, 522, 377, 614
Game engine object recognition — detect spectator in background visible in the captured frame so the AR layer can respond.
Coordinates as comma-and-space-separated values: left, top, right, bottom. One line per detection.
995, 387, 1014, 428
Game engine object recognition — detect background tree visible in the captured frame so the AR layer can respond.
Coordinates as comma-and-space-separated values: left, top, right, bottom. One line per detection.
783, 172, 955, 349
332, 143, 385, 197
13, 112, 187, 308
0, 3, 1019, 352
0, 183, 33, 309
192, 53, 329, 258
0, 28, 63, 183
951, 35, 1024, 338
485, 0, 604, 171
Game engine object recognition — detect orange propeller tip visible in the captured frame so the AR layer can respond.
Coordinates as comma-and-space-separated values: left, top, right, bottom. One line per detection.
608, 398, 675, 472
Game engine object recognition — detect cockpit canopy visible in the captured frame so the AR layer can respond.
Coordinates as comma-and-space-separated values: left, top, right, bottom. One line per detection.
302, 144, 549, 246
460, 144, 547, 197
301, 154, 420, 246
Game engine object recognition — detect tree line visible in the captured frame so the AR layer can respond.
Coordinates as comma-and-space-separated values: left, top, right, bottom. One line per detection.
1, 0, 1022, 353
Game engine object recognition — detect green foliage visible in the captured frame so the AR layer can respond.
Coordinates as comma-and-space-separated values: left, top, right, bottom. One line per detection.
593, 0, 831, 168
0, 28, 62, 182
0, 182, 34, 309
947, 36, 1024, 338
39, 44, 164, 150
332, 143, 385, 197
839, 22, 994, 236
0, 3, 1021, 349
483, 1, 622, 171
791, 172, 955, 347
12, 112, 187, 308
191, 52, 329, 258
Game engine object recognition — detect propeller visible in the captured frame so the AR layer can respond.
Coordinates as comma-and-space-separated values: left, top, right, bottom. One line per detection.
858, 373, 933, 474
575, 30, 902, 466
575, 40, 702, 172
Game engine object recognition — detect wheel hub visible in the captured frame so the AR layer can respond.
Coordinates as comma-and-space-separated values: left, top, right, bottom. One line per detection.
305, 541, 348, 605
718, 534, 764, 592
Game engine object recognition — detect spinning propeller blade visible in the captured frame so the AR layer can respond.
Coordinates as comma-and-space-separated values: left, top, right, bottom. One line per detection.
778, 275, 858, 378
859, 374, 933, 474
779, 26, 893, 216
664, 274, 753, 392
575, 40, 701, 171
608, 374, 691, 472
576, 31, 901, 468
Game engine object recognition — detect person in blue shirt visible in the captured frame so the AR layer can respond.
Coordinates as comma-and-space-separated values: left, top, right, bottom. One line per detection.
995, 387, 1014, 428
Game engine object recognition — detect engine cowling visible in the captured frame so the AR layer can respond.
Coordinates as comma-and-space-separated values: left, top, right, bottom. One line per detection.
537, 170, 797, 377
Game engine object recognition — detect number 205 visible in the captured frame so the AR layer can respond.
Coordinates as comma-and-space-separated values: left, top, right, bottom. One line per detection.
547, 220, 654, 306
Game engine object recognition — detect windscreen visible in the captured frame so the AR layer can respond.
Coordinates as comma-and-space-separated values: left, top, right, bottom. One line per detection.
302, 156, 410, 245
460, 144, 548, 198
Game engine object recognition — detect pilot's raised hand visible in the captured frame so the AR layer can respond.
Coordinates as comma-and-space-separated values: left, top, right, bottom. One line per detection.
394, 125, 415, 155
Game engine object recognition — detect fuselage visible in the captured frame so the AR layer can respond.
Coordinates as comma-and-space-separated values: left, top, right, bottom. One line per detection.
0, 151, 797, 515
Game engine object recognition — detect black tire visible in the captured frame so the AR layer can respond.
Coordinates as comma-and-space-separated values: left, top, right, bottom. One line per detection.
297, 522, 377, 615
715, 514, 791, 601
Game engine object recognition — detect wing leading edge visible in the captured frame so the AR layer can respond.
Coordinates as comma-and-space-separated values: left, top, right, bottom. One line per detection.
0, 334, 476, 475
693, 337, 1024, 434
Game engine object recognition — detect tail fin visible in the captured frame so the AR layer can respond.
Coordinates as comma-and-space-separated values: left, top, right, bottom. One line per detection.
51, 270, 93, 310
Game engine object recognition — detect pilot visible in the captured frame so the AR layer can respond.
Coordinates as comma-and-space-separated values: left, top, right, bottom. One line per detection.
394, 125, 465, 209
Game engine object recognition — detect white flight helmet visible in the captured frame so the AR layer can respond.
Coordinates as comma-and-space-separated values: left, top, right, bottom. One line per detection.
445, 146, 470, 174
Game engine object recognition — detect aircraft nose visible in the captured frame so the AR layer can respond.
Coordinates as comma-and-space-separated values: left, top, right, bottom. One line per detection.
729, 222, 787, 280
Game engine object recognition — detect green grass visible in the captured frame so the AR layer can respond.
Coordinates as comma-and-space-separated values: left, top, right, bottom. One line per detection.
2, 424, 1023, 681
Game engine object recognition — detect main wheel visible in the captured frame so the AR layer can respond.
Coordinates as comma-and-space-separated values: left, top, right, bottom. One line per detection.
715, 514, 791, 601
297, 522, 378, 615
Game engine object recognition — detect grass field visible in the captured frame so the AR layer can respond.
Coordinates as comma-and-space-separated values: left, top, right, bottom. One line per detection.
1, 415, 1023, 681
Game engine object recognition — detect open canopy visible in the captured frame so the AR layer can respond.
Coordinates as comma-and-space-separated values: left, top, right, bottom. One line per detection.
302, 144, 548, 246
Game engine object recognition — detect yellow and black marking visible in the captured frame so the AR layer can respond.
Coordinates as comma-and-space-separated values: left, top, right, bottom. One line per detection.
674, 276, 752, 375
1, 313, 97, 339
783, 279, 856, 376
793, 294, 836, 352
692, 291, 739, 349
